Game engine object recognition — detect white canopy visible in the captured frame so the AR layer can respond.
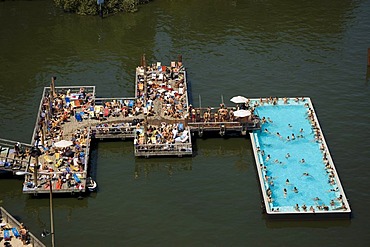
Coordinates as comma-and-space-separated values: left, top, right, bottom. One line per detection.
233, 109, 251, 117
54, 140, 73, 148
230, 96, 248, 104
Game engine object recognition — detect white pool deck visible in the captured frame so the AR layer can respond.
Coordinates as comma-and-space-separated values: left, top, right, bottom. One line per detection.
250, 97, 351, 217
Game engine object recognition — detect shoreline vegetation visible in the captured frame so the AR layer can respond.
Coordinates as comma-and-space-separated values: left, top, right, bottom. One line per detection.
53, 0, 152, 15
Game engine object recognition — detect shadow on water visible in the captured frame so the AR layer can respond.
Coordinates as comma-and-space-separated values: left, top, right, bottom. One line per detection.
265, 217, 351, 229
134, 157, 193, 179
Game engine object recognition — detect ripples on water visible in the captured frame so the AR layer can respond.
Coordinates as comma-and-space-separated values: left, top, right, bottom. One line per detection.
1, 0, 370, 246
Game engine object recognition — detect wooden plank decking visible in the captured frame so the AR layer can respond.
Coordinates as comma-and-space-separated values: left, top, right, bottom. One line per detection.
0, 207, 45, 247
1, 58, 261, 194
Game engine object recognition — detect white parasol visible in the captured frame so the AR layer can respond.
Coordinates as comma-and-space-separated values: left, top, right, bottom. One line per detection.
230, 96, 248, 104
233, 109, 251, 118
54, 140, 73, 148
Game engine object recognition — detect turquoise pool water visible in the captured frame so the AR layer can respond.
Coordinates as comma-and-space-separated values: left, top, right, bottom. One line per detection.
252, 100, 342, 212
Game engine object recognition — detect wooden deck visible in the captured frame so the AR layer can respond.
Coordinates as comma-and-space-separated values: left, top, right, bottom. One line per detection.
1, 58, 261, 194
0, 139, 34, 174
0, 207, 45, 247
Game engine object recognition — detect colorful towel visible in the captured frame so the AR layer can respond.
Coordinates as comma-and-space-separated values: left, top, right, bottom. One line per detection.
12, 227, 20, 238
73, 173, 81, 183
4, 229, 11, 241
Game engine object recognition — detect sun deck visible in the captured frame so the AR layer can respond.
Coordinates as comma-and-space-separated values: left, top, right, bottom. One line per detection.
0, 207, 45, 247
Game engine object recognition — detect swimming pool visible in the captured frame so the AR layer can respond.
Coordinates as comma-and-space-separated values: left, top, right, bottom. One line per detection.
250, 98, 350, 216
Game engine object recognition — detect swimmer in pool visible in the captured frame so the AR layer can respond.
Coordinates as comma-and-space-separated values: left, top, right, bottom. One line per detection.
285, 153, 291, 158
302, 172, 311, 177
291, 133, 295, 140
283, 188, 287, 198
266, 154, 271, 161
286, 136, 290, 142
264, 128, 270, 134
276, 132, 282, 138
299, 158, 305, 163
293, 187, 298, 193
288, 124, 292, 128
267, 117, 273, 123
286, 179, 290, 185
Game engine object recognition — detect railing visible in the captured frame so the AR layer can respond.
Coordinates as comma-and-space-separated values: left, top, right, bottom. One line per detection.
0, 138, 33, 172
91, 126, 136, 139
135, 142, 193, 157
93, 97, 136, 105
0, 207, 46, 247
134, 127, 193, 157
0, 138, 33, 148
31, 86, 96, 145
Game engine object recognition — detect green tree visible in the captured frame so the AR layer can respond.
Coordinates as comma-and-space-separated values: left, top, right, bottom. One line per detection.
53, 0, 151, 15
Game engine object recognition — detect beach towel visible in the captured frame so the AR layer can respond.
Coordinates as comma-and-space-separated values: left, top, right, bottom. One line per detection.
75, 113, 82, 122
12, 227, 20, 238
4, 229, 11, 241
56, 180, 62, 190
65, 97, 71, 107
73, 173, 81, 183
104, 108, 109, 117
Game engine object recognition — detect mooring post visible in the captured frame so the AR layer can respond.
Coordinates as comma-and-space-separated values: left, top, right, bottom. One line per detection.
366, 48, 370, 82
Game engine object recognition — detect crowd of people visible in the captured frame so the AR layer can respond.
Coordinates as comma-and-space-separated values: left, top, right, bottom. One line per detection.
134, 122, 189, 148
24, 87, 94, 191
254, 98, 347, 212
136, 62, 187, 120
132, 61, 192, 151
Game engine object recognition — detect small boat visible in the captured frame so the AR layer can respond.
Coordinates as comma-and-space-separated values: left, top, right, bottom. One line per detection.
86, 177, 97, 192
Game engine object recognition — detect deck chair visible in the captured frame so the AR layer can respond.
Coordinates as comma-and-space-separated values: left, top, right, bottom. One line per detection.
12, 227, 20, 238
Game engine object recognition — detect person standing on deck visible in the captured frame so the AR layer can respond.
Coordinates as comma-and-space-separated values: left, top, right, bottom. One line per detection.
14, 142, 21, 157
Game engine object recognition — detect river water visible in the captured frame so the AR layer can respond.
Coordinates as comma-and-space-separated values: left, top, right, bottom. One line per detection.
1, 0, 370, 246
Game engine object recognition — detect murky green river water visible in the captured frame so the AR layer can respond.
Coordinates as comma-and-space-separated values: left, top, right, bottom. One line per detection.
1, 0, 370, 246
